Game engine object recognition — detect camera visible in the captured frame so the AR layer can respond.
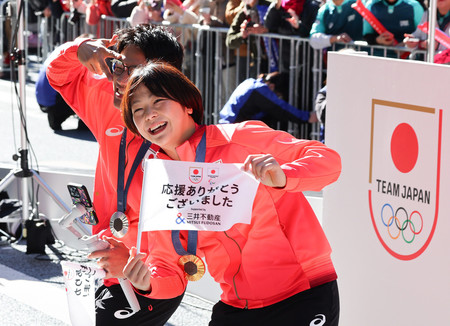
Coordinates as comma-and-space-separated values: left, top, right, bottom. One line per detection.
246, 7, 259, 27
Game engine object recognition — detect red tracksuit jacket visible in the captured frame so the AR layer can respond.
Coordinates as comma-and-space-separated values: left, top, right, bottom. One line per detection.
141, 122, 342, 309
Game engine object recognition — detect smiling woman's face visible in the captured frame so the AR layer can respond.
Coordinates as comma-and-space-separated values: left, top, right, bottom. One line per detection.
131, 84, 196, 159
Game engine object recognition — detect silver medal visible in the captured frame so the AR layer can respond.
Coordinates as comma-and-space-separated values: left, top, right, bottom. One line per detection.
109, 211, 129, 238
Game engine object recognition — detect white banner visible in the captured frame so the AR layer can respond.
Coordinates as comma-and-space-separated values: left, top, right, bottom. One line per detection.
61, 261, 105, 326
138, 159, 260, 232
324, 52, 450, 326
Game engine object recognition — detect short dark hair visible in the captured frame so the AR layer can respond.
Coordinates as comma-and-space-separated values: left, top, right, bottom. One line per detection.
114, 25, 184, 70
122, 62, 204, 135
259, 71, 289, 100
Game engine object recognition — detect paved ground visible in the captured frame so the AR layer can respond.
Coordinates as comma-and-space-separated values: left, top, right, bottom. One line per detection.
0, 239, 214, 326
0, 59, 98, 174
0, 57, 215, 325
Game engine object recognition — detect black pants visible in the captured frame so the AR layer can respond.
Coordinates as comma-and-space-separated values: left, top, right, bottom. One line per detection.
95, 283, 184, 326
209, 280, 339, 326
45, 94, 75, 131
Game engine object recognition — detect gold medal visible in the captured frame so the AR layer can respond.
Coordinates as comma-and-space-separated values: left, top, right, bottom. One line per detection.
109, 211, 129, 238
178, 254, 205, 281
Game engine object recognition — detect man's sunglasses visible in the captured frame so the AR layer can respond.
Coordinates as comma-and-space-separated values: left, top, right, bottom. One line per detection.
106, 58, 141, 77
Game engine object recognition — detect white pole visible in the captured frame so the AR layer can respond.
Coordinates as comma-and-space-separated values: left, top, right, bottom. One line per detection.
136, 220, 143, 253
16, 0, 30, 222
427, 0, 437, 63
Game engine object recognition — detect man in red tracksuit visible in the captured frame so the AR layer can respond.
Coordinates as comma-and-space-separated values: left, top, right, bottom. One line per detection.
47, 25, 185, 325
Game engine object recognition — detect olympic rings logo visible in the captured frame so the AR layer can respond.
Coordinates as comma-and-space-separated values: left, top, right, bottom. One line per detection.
381, 203, 423, 243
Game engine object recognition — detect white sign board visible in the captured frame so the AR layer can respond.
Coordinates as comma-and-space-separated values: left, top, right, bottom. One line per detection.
323, 53, 450, 326
61, 261, 105, 326
139, 159, 259, 232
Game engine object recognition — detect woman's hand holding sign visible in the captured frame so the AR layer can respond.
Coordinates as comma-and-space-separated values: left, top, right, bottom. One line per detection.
123, 247, 152, 291
243, 154, 287, 188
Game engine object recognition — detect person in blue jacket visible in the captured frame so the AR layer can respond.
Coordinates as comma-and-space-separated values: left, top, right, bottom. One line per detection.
35, 54, 87, 131
219, 71, 316, 128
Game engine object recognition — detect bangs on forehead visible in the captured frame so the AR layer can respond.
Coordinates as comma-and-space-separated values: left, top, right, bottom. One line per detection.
143, 76, 175, 101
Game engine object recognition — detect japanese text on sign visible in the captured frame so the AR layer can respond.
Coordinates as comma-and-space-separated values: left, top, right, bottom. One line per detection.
139, 160, 260, 232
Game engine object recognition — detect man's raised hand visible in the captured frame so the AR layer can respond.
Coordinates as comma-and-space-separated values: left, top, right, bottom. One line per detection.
77, 35, 123, 81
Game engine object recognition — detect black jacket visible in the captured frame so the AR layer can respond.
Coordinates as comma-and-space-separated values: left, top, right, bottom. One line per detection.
264, 0, 320, 37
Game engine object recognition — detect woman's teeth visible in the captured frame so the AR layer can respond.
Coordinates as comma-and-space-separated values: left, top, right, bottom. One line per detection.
150, 122, 167, 133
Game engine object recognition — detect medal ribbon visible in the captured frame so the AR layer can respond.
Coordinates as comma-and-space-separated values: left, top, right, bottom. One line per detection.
117, 128, 151, 213
171, 130, 206, 256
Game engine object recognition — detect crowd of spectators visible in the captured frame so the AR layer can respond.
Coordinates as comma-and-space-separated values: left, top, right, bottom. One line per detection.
2, 0, 447, 133
21, 0, 445, 58
12, 0, 445, 75
404, 0, 450, 62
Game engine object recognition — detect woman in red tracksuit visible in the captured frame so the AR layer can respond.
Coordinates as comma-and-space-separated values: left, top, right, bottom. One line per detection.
121, 62, 341, 325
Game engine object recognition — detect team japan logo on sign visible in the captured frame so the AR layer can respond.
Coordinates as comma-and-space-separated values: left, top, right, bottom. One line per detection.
368, 99, 442, 260
189, 167, 203, 184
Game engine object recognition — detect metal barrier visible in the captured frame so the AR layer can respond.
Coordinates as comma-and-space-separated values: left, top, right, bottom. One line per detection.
313, 41, 427, 92
98, 15, 129, 38
36, 14, 60, 64
0, 0, 11, 73
0, 0, 38, 72
0, 10, 429, 139
59, 12, 100, 44
190, 28, 318, 138
53, 15, 320, 137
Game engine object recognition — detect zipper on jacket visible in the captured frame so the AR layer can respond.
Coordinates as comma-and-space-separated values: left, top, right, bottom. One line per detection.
224, 231, 248, 309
